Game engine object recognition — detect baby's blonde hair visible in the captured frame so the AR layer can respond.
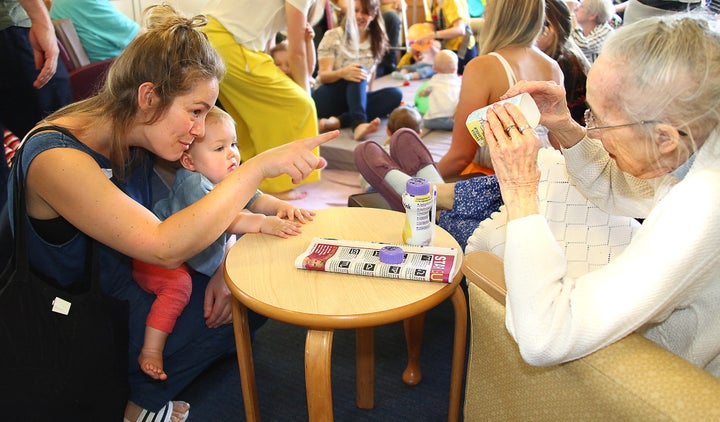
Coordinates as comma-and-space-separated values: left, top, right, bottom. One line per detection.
205, 105, 235, 129
434, 49, 458, 74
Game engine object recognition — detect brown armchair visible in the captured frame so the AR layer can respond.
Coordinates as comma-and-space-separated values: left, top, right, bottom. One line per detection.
462, 251, 720, 420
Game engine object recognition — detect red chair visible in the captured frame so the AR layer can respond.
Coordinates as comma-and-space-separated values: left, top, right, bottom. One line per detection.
53, 18, 114, 101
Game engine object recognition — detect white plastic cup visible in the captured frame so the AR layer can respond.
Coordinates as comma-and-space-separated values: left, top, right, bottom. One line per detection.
465, 93, 541, 146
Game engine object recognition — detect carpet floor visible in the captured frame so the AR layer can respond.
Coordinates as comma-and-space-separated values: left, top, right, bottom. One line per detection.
179, 284, 468, 421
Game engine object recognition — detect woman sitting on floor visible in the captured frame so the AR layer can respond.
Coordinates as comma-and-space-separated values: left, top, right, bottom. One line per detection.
313, 0, 402, 140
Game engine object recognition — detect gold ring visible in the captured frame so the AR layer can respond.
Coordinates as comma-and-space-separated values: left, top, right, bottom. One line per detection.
518, 125, 532, 133
504, 124, 517, 134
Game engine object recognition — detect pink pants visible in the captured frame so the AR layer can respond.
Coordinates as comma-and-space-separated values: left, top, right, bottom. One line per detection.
132, 260, 192, 333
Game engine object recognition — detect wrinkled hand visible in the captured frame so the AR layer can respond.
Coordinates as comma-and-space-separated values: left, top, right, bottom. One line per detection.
342, 64, 368, 82
484, 103, 541, 220
204, 267, 233, 328
252, 131, 337, 184
28, 22, 59, 89
276, 204, 315, 223
261, 215, 303, 238
501, 81, 573, 134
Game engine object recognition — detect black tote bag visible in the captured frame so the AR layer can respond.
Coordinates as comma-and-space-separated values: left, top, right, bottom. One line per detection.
0, 133, 129, 420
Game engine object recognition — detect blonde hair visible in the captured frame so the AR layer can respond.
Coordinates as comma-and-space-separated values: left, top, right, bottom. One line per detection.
481, 0, 546, 54
434, 49, 458, 74
602, 13, 720, 145
270, 40, 288, 58
46, 4, 225, 179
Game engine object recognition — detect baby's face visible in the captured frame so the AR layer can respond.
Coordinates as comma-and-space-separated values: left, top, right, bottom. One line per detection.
184, 118, 240, 185
273, 50, 291, 76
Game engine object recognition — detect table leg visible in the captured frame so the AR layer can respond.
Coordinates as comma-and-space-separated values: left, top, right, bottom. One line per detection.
355, 327, 374, 409
402, 313, 426, 386
448, 287, 468, 422
305, 329, 334, 422
231, 298, 260, 422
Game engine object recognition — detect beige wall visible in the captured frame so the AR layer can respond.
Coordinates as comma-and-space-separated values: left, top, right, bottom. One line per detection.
110, 0, 209, 23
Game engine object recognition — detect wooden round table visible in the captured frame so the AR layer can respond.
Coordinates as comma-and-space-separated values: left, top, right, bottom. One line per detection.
224, 207, 466, 421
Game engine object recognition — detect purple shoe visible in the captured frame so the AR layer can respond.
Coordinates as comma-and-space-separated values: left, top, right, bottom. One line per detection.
389, 128, 437, 177
353, 141, 404, 212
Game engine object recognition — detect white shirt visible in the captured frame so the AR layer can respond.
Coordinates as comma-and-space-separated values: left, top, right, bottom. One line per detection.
423, 73, 462, 120
204, 0, 314, 52
503, 133, 720, 377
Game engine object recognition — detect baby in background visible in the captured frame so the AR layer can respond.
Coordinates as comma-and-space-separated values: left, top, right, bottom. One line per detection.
417, 49, 461, 131
133, 106, 315, 381
384, 105, 423, 145
392, 39, 441, 81
359, 105, 423, 192
270, 22, 317, 88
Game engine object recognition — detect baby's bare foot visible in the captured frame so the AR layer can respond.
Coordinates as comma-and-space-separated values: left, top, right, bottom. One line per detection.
319, 116, 340, 133
353, 118, 381, 140
139, 348, 168, 381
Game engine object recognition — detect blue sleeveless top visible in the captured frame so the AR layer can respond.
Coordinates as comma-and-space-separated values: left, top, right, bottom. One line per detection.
8, 128, 153, 298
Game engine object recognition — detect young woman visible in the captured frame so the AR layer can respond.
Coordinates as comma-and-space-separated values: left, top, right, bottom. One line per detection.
436, 0, 563, 179
312, 0, 403, 140
8, 5, 335, 421
202, 0, 326, 195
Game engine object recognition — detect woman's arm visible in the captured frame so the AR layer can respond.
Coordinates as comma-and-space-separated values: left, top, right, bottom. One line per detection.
436, 56, 496, 178
25, 132, 335, 268
317, 57, 367, 84
435, 18, 466, 41
285, 1, 311, 93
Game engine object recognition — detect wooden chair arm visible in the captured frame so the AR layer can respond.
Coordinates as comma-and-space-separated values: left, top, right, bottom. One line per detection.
461, 251, 506, 305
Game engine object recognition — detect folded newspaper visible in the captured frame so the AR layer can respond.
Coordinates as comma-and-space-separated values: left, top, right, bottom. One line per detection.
295, 237, 460, 283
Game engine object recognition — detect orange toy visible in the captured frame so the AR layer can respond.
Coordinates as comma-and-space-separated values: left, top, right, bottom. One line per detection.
407, 23, 434, 52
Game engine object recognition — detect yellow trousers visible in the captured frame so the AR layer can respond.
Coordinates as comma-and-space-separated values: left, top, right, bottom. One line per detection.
204, 17, 320, 193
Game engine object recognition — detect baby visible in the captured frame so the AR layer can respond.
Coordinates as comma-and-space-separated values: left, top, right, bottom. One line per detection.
392, 39, 441, 81
270, 22, 317, 88
133, 106, 315, 381
358, 105, 423, 192
417, 49, 461, 131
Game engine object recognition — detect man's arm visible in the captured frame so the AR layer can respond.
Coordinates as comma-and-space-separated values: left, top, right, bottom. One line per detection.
20, 0, 59, 89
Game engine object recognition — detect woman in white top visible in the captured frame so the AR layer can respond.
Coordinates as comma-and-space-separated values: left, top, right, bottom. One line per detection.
312, 0, 403, 140
436, 0, 563, 179
202, 0, 325, 195
483, 13, 720, 377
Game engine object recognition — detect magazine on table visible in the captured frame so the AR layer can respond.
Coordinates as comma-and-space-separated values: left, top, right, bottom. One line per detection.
295, 237, 460, 283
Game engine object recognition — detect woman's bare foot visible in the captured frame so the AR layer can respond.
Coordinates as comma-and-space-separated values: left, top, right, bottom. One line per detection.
353, 117, 381, 140
319, 116, 340, 133
125, 401, 190, 422
139, 347, 168, 381
272, 189, 309, 201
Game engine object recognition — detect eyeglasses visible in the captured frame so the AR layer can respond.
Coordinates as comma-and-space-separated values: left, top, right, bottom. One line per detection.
584, 109, 658, 134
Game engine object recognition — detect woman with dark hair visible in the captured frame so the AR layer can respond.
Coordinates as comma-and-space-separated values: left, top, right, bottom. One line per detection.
313, 0, 403, 140
537, 0, 591, 124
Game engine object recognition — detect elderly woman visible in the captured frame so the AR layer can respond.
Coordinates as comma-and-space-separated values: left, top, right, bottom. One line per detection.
484, 14, 720, 376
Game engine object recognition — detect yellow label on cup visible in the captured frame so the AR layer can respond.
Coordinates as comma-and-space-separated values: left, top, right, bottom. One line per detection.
465, 93, 541, 146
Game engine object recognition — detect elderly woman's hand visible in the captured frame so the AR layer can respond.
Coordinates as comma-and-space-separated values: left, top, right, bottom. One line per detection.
503, 81, 586, 148
484, 103, 541, 221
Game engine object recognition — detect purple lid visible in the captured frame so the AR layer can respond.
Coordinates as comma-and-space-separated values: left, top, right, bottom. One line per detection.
406, 177, 430, 196
379, 246, 404, 264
